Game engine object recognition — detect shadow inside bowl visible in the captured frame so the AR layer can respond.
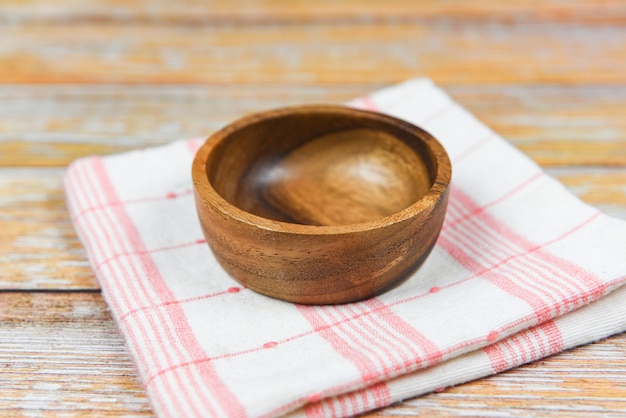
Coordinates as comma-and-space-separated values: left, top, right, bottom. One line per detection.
207, 114, 437, 227
193, 105, 451, 304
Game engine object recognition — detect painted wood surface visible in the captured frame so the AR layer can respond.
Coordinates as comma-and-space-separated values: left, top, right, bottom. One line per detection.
3, 0, 626, 23
1, 293, 625, 417
2, 85, 625, 167
0, 293, 151, 417
2, 22, 626, 85
1, 0, 625, 416
2, 167, 624, 291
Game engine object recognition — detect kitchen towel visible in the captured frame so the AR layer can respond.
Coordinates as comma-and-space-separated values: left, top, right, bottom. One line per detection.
64, 78, 626, 418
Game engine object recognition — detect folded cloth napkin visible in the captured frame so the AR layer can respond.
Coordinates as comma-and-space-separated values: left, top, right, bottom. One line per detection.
65, 79, 626, 418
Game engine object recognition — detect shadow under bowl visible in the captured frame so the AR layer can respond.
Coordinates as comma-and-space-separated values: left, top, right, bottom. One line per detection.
192, 105, 451, 304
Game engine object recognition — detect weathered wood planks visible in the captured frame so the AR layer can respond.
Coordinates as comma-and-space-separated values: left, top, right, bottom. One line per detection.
2, 0, 625, 415
2, 22, 625, 85
2, 167, 624, 290
1, 292, 624, 417
0, 168, 96, 290
2, 0, 626, 23
1, 85, 625, 167
0, 292, 152, 416
374, 331, 626, 416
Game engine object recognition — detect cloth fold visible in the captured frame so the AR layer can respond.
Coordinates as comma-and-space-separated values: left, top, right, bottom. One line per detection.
65, 79, 626, 418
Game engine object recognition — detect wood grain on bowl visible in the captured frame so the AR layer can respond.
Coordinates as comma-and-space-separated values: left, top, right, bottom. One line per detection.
192, 105, 451, 304
4, 1, 626, 415
263, 128, 432, 226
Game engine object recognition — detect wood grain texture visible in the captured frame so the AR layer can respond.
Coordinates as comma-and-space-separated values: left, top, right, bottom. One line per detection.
447, 86, 626, 167
2, 0, 625, 415
371, 332, 626, 417
193, 106, 451, 304
0, 168, 96, 290
2, 85, 625, 167
1, 292, 624, 417
2, 166, 624, 291
2, 22, 625, 85
0, 292, 151, 417
2, 0, 626, 23
261, 129, 431, 225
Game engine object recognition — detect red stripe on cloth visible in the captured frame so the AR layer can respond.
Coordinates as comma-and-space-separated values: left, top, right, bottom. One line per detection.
277, 242, 624, 418
295, 299, 442, 416
342, 304, 412, 379
520, 327, 537, 362
451, 133, 495, 164
484, 343, 508, 373
364, 299, 443, 367
67, 163, 169, 389
89, 157, 247, 418
501, 338, 520, 369
350, 303, 427, 375
72, 163, 193, 417
420, 101, 455, 125
118, 286, 243, 323
65, 164, 107, 270
441, 185, 605, 323
88, 159, 231, 417
505, 335, 525, 365
439, 236, 556, 323
485, 320, 563, 373
360, 96, 378, 111
529, 327, 547, 358
447, 210, 582, 308
542, 319, 564, 355
302, 399, 326, 418
446, 205, 586, 318
297, 305, 392, 409
68, 161, 181, 417
94, 238, 205, 272
83, 159, 215, 418
452, 186, 606, 301
148, 298, 440, 384
321, 305, 395, 385
443, 171, 544, 231
71, 189, 193, 225
187, 138, 204, 154
303, 382, 391, 418
349, 382, 389, 416
282, 286, 592, 418
445, 205, 567, 314
448, 202, 587, 313
267, 208, 612, 418
532, 246, 606, 303
447, 195, 592, 304
353, 94, 454, 128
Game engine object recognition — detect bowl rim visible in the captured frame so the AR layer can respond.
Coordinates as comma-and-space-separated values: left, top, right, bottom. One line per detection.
192, 104, 452, 235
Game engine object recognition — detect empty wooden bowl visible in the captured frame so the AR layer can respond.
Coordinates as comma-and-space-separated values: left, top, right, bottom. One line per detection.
192, 105, 451, 304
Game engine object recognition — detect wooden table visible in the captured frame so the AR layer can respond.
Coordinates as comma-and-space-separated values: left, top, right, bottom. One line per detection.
2, 1, 626, 416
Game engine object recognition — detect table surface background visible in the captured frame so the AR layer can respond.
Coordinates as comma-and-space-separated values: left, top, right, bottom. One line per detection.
2, 1, 626, 416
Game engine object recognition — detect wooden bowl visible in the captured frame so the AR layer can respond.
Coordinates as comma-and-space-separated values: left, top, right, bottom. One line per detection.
192, 105, 451, 305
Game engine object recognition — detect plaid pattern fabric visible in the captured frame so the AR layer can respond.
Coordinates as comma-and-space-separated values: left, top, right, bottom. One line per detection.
65, 79, 626, 418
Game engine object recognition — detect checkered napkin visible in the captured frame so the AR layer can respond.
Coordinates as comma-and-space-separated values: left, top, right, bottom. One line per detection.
64, 79, 626, 418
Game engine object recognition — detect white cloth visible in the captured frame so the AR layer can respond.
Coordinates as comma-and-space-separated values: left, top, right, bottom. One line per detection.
65, 79, 626, 418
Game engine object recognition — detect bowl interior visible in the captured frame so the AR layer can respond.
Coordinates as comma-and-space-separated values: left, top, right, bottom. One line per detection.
206, 108, 439, 226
